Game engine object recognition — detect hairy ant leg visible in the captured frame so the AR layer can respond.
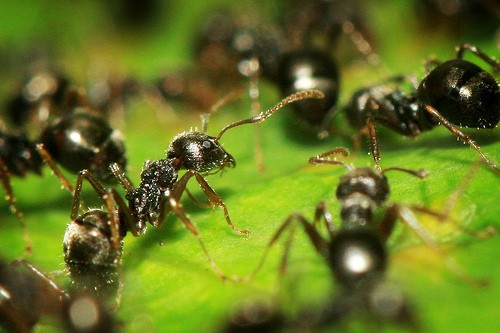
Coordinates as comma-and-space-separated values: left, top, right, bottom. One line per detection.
0, 159, 32, 255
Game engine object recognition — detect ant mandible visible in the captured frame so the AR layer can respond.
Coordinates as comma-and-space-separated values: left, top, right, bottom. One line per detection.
344, 44, 500, 173
61, 90, 324, 282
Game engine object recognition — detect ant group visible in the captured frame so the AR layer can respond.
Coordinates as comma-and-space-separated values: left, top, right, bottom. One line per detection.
53, 90, 325, 298
344, 44, 500, 173
0, 69, 128, 254
156, 0, 378, 140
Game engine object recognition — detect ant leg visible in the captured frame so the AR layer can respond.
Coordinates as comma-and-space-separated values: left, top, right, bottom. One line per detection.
109, 162, 135, 192
215, 90, 325, 140
410, 160, 496, 239
157, 188, 233, 282
36, 143, 74, 193
157, 170, 249, 235
367, 118, 382, 172
192, 172, 250, 235
71, 170, 121, 251
423, 105, 500, 175
313, 201, 336, 238
245, 212, 329, 282
391, 203, 488, 287
11, 259, 70, 304
0, 159, 32, 256
457, 44, 500, 72
184, 188, 212, 209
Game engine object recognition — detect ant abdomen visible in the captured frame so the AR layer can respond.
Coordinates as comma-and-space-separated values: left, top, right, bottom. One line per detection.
276, 49, 339, 128
328, 228, 387, 290
39, 111, 127, 182
418, 59, 500, 128
63, 210, 122, 298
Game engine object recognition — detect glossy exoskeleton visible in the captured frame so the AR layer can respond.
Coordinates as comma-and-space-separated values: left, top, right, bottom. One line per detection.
4, 69, 71, 128
0, 259, 68, 332
106, 90, 324, 280
0, 259, 116, 332
345, 44, 500, 172
246, 147, 429, 329
0, 87, 127, 254
62, 170, 126, 300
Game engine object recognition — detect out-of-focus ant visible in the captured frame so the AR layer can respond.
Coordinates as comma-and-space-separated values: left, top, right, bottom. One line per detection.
243, 146, 495, 329
344, 44, 500, 173
0, 258, 116, 332
414, 0, 500, 39
240, 147, 428, 329
0, 84, 127, 254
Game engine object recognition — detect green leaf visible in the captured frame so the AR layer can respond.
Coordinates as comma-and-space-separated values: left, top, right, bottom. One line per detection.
0, 1, 499, 332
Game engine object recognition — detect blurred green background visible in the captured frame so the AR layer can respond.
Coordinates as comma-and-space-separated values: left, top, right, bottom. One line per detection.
0, 0, 498, 332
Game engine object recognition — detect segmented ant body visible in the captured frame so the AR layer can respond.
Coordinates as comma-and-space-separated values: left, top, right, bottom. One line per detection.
58, 90, 324, 283
344, 44, 500, 172
4, 69, 71, 128
0, 85, 127, 254
245, 147, 429, 329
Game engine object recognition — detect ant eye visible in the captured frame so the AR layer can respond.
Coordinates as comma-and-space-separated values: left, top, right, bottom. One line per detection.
202, 140, 211, 149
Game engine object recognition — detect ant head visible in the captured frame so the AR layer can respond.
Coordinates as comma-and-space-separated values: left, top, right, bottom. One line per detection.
336, 167, 390, 206
328, 228, 387, 289
167, 131, 235, 173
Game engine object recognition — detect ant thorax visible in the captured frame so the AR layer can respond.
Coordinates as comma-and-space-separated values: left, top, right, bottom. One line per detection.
336, 168, 390, 229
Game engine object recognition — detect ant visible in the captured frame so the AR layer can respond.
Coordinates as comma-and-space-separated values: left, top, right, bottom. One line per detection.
0, 258, 116, 332
45, 90, 324, 289
243, 146, 479, 329
344, 44, 500, 173
0, 86, 127, 255
4, 67, 71, 129
104, 90, 324, 280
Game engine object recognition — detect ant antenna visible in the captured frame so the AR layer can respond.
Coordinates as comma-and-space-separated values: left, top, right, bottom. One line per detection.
308, 147, 353, 171
201, 88, 245, 133
382, 167, 429, 179
215, 90, 325, 141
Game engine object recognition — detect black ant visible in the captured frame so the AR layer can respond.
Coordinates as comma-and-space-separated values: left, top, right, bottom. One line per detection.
102, 90, 323, 280
344, 44, 500, 173
240, 147, 449, 329
0, 258, 116, 332
0, 87, 127, 255
4, 68, 71, 129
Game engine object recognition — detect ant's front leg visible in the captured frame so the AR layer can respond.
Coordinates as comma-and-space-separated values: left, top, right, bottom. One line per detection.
158, 170, 249, 235
155, 171, 235, 282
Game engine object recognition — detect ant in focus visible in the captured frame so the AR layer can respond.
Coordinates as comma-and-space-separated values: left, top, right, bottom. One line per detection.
53, 90, 324, 286
344, 44, 500, 173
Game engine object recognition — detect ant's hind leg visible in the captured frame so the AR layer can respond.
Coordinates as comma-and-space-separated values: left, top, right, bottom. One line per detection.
423, 105, 500, 175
